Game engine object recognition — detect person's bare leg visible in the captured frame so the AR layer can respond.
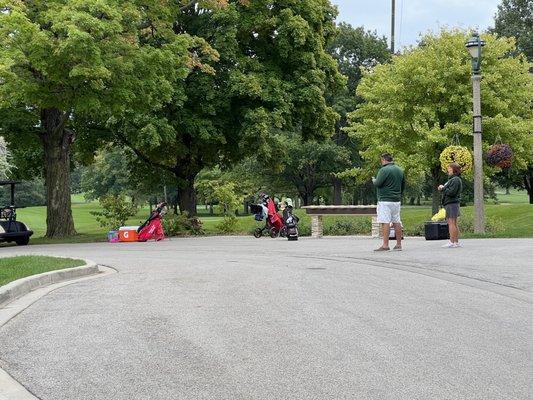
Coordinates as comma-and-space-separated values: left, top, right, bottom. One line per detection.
456, 218, 460, 244
393, 223, 402, 247
448, 218, 458, 243
382, 223, 390, 248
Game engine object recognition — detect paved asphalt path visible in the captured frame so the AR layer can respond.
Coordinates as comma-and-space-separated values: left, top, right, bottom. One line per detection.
0, 237, 531, 400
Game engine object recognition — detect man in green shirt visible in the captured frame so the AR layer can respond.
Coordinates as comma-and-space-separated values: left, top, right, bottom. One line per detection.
372, 153, 405, 251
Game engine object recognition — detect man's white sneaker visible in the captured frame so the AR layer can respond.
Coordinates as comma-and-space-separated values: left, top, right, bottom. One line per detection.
453, 242, 463, 248
442, 242, 455, 248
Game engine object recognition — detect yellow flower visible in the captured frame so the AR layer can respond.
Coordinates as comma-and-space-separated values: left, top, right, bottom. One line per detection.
440, 146, 473, 173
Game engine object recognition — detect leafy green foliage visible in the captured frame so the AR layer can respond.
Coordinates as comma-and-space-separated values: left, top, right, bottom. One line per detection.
117, 1, 344, 214
216, 215, 239, 234
0, 0, 205, 236
347, 30, 533, 194
492, 0, 533, 60
0, 179, 45, 207
276, 139, 352, 205
213, 182, 243, 216
80, 148, 135, 201
90, 195, 138, 230
161, 211, 204, 236
210, 181, 243, 233
324, 219, 372, 236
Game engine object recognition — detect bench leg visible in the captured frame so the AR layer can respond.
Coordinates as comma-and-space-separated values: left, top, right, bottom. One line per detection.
371, 216, 380, 238
311, 215, 323, 238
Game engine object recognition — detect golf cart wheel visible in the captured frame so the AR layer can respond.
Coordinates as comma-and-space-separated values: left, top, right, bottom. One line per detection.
269, 228, 280, 238
15, 237, 30, 246
253, 228, 263, 238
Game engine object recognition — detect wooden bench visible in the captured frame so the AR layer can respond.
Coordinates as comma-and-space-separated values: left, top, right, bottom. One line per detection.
302, 206, 379, 238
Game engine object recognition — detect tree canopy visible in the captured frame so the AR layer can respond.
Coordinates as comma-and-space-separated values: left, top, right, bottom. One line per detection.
346, 30, 533, 210
492, 0, 533, 60
115, 0, 344, 214
0, 0, 210, 236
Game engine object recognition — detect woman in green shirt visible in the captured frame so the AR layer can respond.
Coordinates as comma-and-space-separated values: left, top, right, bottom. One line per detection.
438, 163, 463, 248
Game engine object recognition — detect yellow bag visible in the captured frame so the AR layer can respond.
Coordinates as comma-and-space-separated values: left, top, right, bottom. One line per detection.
431, 208, 446, 222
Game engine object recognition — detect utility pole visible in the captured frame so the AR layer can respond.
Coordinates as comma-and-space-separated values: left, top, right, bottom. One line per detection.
391, 0, 396, 53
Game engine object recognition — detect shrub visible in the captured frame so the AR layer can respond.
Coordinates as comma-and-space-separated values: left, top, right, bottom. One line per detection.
404, 223, 425, 236
162, 212, 204, 236
90, 195, 137, 230
0, 179, 45, 207
216, 215, 239, 234
405, 216, 504, 237
458, 215, 504, 235
324, 219, 372, 236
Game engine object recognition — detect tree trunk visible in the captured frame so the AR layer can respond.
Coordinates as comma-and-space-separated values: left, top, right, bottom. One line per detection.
301, 192, 310, 206
524, 170, 533, 204
41, 108, 76, 238
505, 186, 510, 195
332, 177, 342, 205
177, 176, 197, 216
431, 167, 441, 214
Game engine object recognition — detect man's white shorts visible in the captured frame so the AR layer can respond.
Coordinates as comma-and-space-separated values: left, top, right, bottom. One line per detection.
377, 201, 402, 224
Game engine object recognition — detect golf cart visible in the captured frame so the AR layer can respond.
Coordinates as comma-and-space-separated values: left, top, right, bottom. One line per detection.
0, 181, 33, 246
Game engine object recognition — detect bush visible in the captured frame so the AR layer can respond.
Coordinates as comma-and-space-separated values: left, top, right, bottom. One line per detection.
216, 215, 239, 234
0, 179, 46, 207
324, 219, 372, 236
162, 212, 204, 236
458, 215, 504, 235
404, 216, 504, 237
90, 195, 137, 230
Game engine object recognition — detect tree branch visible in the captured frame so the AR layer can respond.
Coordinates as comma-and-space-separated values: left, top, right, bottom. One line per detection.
116, 132, 177, 174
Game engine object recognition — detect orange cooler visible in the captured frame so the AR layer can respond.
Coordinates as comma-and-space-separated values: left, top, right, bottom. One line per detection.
118, 226, 139, 242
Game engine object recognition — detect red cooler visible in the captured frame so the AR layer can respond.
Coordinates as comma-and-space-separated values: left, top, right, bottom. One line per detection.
118, 226, 139, 242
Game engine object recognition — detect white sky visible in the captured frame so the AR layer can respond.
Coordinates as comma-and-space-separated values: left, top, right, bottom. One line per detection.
332, 0, 501, 49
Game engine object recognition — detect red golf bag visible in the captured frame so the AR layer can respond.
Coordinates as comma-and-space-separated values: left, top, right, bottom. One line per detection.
137, 203, 167, 242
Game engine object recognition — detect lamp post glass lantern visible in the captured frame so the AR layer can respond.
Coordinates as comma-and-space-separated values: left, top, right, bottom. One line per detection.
465, 32, 486, 233
465, 33, 486, 74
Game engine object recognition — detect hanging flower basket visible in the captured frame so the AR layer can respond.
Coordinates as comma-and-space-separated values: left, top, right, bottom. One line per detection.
486, 144, 513, 169
439, 145, 473, 173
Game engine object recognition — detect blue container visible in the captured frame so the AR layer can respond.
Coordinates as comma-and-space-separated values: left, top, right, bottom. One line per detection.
107, 230, 119, 243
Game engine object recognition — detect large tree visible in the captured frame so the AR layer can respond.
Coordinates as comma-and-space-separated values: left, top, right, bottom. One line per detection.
327, 23, 390, 204
276, 139, 351, 206
116, 0, 344, 215
492, 0, 533, 60
0, 0, 199, 236
346, 30, 533, 212
491, 0, 533, 202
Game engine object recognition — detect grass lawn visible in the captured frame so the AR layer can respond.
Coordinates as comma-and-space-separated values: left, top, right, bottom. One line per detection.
19, 197, 152, 244
0, 256, 85, 286
10, 190, 532, 244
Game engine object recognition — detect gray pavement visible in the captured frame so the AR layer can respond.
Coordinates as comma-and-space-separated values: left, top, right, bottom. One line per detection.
0, 237, 532, 399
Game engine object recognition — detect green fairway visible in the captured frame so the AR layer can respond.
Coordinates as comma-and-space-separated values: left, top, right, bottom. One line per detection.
17, 198, 151, 244
0, 256, 85, 286
10, 191, 532, 243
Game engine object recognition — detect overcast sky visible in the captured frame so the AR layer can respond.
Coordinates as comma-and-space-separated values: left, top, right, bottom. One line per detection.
331, 0, 501, 49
